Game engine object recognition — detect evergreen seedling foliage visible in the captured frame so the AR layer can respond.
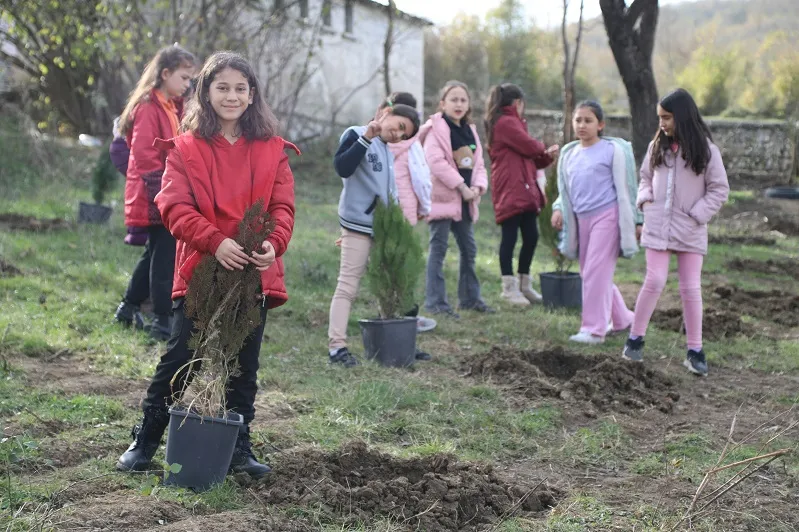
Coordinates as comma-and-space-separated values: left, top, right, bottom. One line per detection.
181, 199, 275, 418
365, 201, 424, 319
92, 143, 118, 204
538, 162, 573, 275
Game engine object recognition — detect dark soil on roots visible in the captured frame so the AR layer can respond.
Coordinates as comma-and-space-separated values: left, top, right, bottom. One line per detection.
463, 347, 679, 414
255, 440, 561, 531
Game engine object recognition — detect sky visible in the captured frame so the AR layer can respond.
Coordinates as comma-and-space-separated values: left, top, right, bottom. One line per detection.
394, 0, 693, 28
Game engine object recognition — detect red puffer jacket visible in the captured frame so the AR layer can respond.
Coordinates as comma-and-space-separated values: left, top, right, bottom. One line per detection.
154, 133, 300, 308
488, 106, 553, 224
124, 91, 183, 227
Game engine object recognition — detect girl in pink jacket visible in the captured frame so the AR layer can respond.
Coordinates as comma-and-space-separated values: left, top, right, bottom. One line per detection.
419, 80, 493, 317
623, 88, 729, 377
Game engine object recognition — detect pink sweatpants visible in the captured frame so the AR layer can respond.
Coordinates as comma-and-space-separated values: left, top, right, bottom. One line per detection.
577, 205, 635, 337
631, 249, 704, 349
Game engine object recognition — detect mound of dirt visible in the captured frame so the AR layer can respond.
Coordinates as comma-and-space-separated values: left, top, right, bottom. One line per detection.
712, 285, 799, 327
728, 258, 799, 280
256, 441, 560, 531
0, 212, 71, 231
0, 257, 22, 277
57, 493, 190, 531
464, 347, 679, 414
708, 234, 776, 246
651, 307, 755, 340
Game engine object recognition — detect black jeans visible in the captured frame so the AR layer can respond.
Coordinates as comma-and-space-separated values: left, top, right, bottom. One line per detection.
123, 225, 176, 316
142, 298, 268, 424
499, 211, 539, 276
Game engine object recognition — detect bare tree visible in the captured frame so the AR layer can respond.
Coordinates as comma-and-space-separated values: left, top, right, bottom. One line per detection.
384, 0, 395, 95
600, 0, 660, 164
561, 0, 585, 144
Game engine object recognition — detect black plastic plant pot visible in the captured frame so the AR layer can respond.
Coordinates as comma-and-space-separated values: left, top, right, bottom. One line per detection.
164, 407, 243, 491
539, 272, 582, 310
78, 201, 112, 224
359, 317, 417, 368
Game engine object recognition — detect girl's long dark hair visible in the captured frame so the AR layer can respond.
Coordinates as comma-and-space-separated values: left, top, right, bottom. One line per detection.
484, 83, 524, 146
119, 45, 196, 136
651, 88, 713, 175
182, 51, 279, 141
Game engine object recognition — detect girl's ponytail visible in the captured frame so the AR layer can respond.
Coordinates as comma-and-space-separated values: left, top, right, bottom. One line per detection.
484, 83, 524, 147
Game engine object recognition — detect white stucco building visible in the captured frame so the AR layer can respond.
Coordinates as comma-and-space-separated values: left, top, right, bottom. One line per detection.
256, 0, 431, 140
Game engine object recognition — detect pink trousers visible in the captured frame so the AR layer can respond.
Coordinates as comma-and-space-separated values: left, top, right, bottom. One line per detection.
631, 249, 704, 349
577, 205, 635, 337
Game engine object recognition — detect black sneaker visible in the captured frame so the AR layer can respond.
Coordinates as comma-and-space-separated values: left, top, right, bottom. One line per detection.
414, 350, 432, 361
684, 349, 709, 377
460, 301, 496, 314
622, 337, 645, 362
329, 347, 360, 367
426, 307, 460, 319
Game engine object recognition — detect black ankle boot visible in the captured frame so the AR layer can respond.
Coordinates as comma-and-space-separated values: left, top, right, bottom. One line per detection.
114, 300, 139, 326
116, 406, 170, 472
148, 314, 172, 342
228, 425, 271, 478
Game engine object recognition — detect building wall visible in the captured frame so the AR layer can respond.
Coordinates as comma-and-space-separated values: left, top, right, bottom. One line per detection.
264, 0, 426, 140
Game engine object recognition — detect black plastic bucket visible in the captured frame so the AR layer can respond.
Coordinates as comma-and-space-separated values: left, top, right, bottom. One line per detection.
359, 317, 417, 367
78, 202, 112, 224
539, 272, 582, 309
164, 407, 242, 491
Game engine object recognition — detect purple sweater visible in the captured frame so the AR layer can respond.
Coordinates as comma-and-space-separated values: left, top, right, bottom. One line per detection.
565, 139, 617, 216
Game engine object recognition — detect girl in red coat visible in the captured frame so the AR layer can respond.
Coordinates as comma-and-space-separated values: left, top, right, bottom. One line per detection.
114, 45, 196, 340
117, 51, 298, 479
484, 84, 559, 306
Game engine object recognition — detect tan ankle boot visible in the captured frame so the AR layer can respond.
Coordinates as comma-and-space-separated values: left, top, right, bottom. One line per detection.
501, 275, 530, 305
519, 274, 542, 303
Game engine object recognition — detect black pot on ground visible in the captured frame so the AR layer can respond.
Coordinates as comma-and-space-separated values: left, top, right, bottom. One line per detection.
359, 317, 417, 367
539, 272, 582, 309
164, 407, 242, 491
78, 202, 112, 224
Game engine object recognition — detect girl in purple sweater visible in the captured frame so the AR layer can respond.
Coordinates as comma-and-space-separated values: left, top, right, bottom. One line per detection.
623, 89, 729, 376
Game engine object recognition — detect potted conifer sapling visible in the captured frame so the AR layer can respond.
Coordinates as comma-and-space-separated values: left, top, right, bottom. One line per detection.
164, 200, 273, 491
78, 144, 116, 224
538, 166, 582, 309
359, 201, 425, 368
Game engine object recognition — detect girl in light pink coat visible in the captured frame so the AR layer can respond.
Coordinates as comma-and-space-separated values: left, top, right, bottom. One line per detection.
623, 88, 729, 377
419, 80, 492, 317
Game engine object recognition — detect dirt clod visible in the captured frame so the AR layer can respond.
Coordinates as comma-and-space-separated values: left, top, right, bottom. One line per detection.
728, 258, 799, 280
0, 257, 22, 277
712, 285, 799, 327
0, 212, 71, 231
651, 307, 755, 340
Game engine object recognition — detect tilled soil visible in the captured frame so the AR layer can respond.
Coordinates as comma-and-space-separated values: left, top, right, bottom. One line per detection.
0, 212, 71, 231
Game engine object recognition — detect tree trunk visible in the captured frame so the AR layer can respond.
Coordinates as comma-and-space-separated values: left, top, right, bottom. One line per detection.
384, 0, 395, 96
561, 0, 584, 145
600, 0, 659, 165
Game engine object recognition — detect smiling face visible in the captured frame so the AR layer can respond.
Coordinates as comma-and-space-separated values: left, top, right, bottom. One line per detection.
441, 86, 470, 123
208, 67, 254, 129
160, 65, 195, 99
657, 104, 676, 138
379, 112, 415, 143
572, 106, 603, 142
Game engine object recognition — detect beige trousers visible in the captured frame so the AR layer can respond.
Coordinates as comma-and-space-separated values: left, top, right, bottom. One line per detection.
328, 229, 372, 350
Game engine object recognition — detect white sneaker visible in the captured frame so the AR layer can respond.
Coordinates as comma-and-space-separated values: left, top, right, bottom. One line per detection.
569, 331, 605, 344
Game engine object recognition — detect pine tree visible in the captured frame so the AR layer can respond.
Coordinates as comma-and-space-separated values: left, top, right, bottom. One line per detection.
92, 144, 118, 205
181, 199, 274, 417
538, 163, 572, 274
364, 201, 425, 319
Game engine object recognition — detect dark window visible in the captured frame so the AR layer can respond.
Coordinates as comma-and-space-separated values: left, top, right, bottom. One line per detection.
322, 0, 332, 26
299, 0, 308, 18
345, 0, 354, 33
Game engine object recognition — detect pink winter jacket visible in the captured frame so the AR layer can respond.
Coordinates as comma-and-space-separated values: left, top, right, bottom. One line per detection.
418, 113, 488, 222
637, 140, 729, 255
389, 138, 423, 226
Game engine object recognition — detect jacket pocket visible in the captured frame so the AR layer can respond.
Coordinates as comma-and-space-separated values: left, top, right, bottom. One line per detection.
364, 195, 380, 215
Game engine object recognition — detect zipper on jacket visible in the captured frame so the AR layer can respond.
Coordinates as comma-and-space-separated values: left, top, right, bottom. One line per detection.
364, 195, 380, 215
